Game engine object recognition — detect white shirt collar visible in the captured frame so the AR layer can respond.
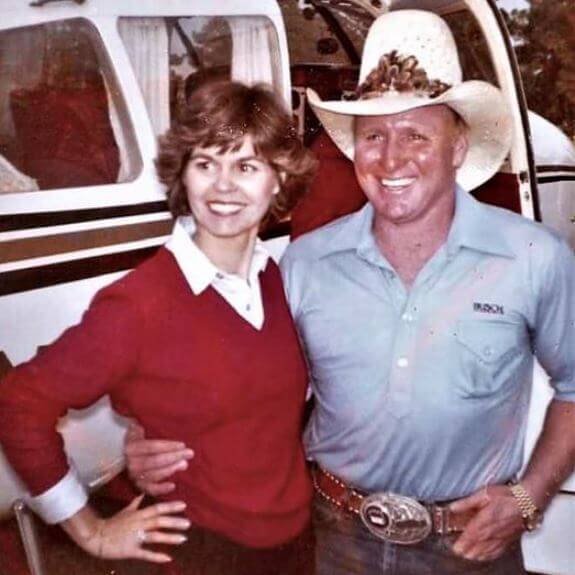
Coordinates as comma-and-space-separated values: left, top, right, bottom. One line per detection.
165, 216, 270, 295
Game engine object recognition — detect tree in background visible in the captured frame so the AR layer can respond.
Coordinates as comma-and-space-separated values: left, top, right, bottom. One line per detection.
502, 0, 575, 138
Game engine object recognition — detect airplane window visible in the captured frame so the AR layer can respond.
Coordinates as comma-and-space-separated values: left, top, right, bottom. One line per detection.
118, 16, 282, 134
443, 11, 498, 86
0, 19, 138, 194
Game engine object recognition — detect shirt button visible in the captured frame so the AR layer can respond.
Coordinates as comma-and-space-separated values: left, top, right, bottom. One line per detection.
402, 313, 414, 322
397, 357, 409, 368
215, 272, 224, 280
483, 346, 493, 357
246, 304, 251, 311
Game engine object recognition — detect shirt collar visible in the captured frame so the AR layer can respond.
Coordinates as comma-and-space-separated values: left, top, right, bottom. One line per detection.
315, 203, 375, 256
445, 187, 515, 259
165, 216, 270, 295
314, 186, 515, 262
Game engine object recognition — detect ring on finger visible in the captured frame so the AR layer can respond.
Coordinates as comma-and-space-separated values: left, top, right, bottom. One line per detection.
135, 528, 147, 545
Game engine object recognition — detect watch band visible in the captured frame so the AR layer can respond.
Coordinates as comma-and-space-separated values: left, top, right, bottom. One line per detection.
509, 483, 541, 531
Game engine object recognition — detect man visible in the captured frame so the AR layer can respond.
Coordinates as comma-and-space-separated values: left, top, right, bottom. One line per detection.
126, 10, 575, 574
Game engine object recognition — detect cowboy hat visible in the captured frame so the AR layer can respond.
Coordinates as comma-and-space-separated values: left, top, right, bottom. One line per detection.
306, 10, 513, 192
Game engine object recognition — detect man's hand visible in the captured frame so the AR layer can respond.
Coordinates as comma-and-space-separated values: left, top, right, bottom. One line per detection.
124, 422, 194, 496
448, 484, 524, 562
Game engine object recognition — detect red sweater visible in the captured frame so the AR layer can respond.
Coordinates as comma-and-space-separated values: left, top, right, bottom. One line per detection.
0, 248, 312, 547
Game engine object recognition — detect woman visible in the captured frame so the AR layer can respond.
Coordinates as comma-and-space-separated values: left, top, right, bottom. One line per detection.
0, 80, 317, 574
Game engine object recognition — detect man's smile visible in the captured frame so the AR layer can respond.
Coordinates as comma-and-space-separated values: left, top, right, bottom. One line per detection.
379, 177, 416, 193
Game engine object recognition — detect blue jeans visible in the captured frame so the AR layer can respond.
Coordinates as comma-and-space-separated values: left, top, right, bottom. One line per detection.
313, 495, 526, 575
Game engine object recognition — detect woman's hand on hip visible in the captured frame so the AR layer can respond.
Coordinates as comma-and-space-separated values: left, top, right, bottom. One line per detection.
62, 495, 190, 562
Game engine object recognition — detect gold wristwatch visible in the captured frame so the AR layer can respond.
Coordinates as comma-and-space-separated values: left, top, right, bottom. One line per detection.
509, 483, 543, 532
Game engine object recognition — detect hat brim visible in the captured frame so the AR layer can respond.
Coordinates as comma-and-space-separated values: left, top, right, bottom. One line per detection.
307, 81, 513, 192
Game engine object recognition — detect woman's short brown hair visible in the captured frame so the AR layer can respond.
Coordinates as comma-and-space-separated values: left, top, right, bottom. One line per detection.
156, 80, 317, 229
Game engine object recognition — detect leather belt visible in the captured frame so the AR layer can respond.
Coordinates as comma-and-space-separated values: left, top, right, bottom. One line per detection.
312, 466, 475, 544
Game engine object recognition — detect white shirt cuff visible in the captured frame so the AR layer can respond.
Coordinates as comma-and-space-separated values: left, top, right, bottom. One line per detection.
25, 465, 88, 524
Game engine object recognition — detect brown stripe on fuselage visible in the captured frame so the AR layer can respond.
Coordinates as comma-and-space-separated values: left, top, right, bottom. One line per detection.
0, 219, 173, 264
0, 201, 169, 233
0, 247, 159, 296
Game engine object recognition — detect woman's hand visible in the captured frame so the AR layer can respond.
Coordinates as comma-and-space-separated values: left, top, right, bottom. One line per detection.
62, 495, 190, 563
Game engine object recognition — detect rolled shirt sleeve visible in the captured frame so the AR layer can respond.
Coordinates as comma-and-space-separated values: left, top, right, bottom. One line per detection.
532, 238, 575, 402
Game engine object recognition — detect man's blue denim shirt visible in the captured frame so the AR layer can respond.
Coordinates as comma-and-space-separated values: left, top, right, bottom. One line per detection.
281, 187, 575, 502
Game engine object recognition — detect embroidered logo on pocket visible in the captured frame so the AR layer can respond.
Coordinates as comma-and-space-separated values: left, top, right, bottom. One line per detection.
473, 302, 504, 315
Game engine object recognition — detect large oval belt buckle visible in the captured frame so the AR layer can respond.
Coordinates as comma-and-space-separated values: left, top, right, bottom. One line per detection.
359, 492, 432, 545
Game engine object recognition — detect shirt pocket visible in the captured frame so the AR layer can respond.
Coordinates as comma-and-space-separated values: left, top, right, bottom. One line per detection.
454, 319, 526, 398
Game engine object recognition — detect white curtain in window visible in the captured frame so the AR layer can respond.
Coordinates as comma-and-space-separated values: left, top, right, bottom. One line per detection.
103, 78, 130, 183
118, 18, 170, 135
227, 18, 278, 89
0, 30, 44, 147
0, 153, 38, 193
